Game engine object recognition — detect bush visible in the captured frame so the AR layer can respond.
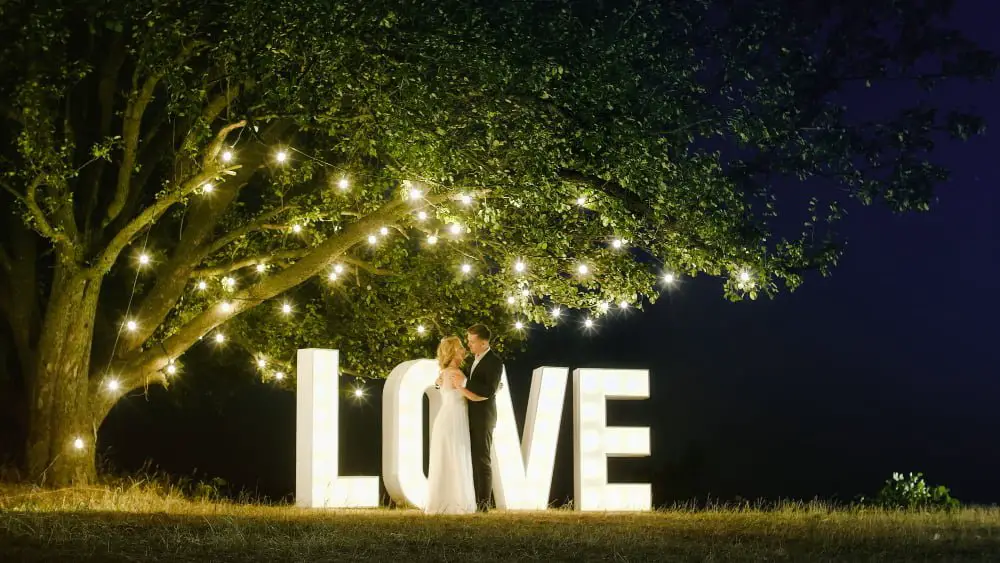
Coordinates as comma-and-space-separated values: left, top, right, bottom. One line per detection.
875, 472, 959, 510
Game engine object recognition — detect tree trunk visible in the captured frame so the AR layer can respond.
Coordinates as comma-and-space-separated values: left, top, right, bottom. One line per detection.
25, 265, 101, 486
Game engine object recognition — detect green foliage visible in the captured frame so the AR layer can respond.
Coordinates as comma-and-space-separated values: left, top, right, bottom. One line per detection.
0, 0, 995, 391
874, 472, 960, 511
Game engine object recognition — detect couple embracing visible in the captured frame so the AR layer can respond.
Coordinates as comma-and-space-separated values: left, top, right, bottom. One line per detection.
425, 324, 505, 514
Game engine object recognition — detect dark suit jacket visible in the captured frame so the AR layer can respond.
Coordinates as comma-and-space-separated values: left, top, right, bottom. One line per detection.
464, 349, 503, 429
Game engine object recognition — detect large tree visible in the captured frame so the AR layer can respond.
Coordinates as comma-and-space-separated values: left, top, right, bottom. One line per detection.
0, 0, 994, 485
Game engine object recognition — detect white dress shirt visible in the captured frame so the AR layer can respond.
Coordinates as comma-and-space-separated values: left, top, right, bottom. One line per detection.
470, 346, 491, 376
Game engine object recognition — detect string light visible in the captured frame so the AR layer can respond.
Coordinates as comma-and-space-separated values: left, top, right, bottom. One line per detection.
514, 321, 524, 330
256, 264, 267, 273
514, 261, 526, 273
221, 150, 233, 163
460, 263, 472, 274
328, 271, 339, 281
106, 378, 120, 391
73, 437, 85, 451
202, 183, 214, 194
449, 224, 462, 236
353, 387, 365, 398
506, 296, 516, 305
417, 324, 426, 334
663, 273, 676, 284
619, 301, 629, 310
222, 277, 235, 290
292, 224, 302, 234
576, 196, 587, 206
219, 301, 233, 313
427, 235, 438, 245
138, 253, 151, 266
274, 371, 285, 380
611, 239, 623, 249
333, 264, 344, 274
417, 211, 428, 221
337, 176, 350, 190
379, 226, 389, 236
584, 318, 595, 328
577, 264, 589, 275
197, 280, 208, 291
739, 270, 751, 283
598, 302, 610, 313
214, 333, 225, 344
281, 302, 293, 315
521, 288, 530, 297
275, 150, 288, 163
551, 307, 562, 318
125, 320, 138, 332
367, 234, 378, 245
408, 187, 423, 200
256, 357, 267, 368
166, 363, 177, 375
460, 193, 473, 205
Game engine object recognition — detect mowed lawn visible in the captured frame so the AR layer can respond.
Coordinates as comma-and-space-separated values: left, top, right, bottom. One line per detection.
2, 486, 1000, 561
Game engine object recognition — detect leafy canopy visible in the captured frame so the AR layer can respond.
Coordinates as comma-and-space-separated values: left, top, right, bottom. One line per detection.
0, 0, 994, 384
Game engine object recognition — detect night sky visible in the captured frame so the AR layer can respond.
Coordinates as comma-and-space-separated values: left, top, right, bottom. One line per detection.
101, 0, 999, 506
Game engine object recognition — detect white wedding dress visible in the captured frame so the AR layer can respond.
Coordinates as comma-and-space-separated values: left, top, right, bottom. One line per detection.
424, 368, 477, 515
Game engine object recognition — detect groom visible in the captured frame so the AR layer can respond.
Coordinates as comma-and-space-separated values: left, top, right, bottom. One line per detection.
456, 323, 504, 512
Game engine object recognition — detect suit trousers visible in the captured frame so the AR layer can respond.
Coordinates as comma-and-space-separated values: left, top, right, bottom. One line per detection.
468, 412, 494, 510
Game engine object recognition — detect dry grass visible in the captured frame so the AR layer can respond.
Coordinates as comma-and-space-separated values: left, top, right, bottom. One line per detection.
2, 483, 1000, 562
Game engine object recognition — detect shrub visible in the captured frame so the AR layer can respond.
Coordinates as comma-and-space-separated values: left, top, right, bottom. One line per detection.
875, 472, 959, 510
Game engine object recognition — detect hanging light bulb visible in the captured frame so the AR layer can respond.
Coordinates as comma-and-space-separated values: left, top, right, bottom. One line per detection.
166, 363, 177, 375
328, 271, 339, 281
577, 264, 589, 275
417, 324, 426, 334
576, 195, 587, 206
663, 273, 676, 284
619, 301, 630, 310
275, 150, 288, 163
219, 301, 233, 313
449, 224, 462, 235
598, 301, 610, 313
214, 333, 225, 344
427, 235, 438, 245
125, 320, 138, 332
138, 253, 151, 266
337, 176, 350, 190
256, 263, 267, 273
611, 239, 623, 249
506, 296, 516, 305
551, 306, 562, 318
521, 288, 530, 297
408, 187, 422, 200
221, 150, 234, 163
367, 234, 378, 245
197, 280, 207, 291
460, 193, 472, 205
584, 318, 594, 328
460, 263, 472, 274
281, 302, 293, 315
353, 387, 365, 398
106, 378, 120, 391
291, 224, 302, 234
416, 211, 428, 221
256, 357, 267, 369
202, 183, 214, 194
514, 261, 526, 273
73, 437, 85, 450
334, 264, 344, 274
274, 371, 285, 380
739, 270, 751, 283
514, 321, 524, 330
379, 226, 389, 236
222, 277, 235, 290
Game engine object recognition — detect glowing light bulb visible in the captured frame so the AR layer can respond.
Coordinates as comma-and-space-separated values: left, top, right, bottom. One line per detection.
367, 234, 378, 245
334, 264, 344, 274
576, 196, 587, 206
281, 302, 292, 315
521, 288, 530, 297
417, 324, 426, 334
460, 193, 472, 205
514, 261, 526, 273
256, 264, 266, 273
197, 280, 207, 291
337, 176, 350, 190
328, 271, 339, 281
106, 378, 120, 391
73, 437, 85, 450
125, 320, 138, 332
506, 296, 516, 305
354, 387, 365, 398
166, 363, 177, 375
221, 150, 233, 163
274, 371, 285, 380
739, 270, 751, 283
514, 321, 524, 330
449, 224, 462, 235
584, 318, 594, 328
417, 211, 428, 221
612, 239, 623, 249
551, 307, 562, 318
409, 187, 422, 200
598, 302, 610, 313
202, 183, 214, 193
427, 235, 438, 245
379, 226, 389, 236
222, 277, 235, 289
138, 253, 151, 266
460, 263, 472, 274
619, 301, 629, 309
275, 150, 288, 163
663, 273, 676, 284
577, 264, 589, 275
292, 224, 302, 234
256, 358, 267, 368
219, 301, 232, 313
214, 333, 225, 344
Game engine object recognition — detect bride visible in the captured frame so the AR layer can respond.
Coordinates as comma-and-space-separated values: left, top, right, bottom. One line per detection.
424, 336, 477, 515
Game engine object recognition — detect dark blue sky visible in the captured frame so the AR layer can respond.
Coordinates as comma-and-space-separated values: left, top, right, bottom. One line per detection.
102, 0, 999, 505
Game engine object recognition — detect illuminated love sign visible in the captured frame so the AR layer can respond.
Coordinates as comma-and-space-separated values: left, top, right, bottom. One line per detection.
295, 348, 651, 512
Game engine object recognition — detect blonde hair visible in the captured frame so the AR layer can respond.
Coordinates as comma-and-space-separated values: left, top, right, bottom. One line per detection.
436, 336, 464, 370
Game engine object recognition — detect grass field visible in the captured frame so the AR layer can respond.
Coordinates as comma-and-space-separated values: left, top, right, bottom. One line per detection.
2, 484, 1000, 562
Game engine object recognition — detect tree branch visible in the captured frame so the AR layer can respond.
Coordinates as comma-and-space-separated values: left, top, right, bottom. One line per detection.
23, 174, 74, 250
103, 41, 205, 228
193, 249, 310, 277
342, 256, 396, 276
201, 205, 299, 257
